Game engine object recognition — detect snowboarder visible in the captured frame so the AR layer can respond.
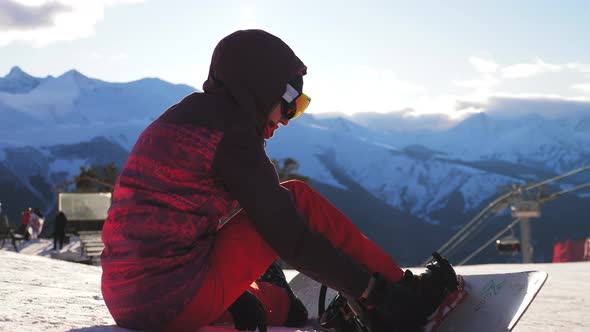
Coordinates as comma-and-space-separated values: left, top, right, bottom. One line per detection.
53, 211, 68, 251
101, 29, 458, 332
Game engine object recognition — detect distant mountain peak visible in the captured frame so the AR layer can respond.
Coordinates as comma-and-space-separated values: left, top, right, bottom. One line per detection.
7, 66, 26, 77
0, 66, 41, 94
65, 68, 80, 75
453, 112, 490, 129
59, 69, 88, 80
0, 67, 196, 130
469, 111, 489, 121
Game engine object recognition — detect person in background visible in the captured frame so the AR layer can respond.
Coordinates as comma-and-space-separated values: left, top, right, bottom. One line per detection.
53, 211, 68, 251
22, 207, 31, 241
28, 208, 44, 240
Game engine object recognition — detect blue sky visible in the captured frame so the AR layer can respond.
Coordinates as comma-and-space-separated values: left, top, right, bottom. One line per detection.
1, 0, 590, 119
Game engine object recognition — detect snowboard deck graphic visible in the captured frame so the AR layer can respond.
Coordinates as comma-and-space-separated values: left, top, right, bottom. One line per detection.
200, 271, 547, 332
429, 270, 547, 332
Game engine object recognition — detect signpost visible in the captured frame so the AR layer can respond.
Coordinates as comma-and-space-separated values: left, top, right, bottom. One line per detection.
58, 192, 112, 231
54, 176, 115, 233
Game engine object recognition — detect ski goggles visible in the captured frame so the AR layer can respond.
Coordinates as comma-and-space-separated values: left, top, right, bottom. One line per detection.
281, 83, 311, 120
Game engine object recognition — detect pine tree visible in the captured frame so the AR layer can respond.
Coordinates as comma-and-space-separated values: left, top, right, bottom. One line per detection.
100, 162, 119, 191
75, 165, 99, 192
272, 158, 309, 183
73, 163, 119, 192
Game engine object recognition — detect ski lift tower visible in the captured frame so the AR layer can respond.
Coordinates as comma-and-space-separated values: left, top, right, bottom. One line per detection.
424, 163, 590, 267
510, 200, 542, 263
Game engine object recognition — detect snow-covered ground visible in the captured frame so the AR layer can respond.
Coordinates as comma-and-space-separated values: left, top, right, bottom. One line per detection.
1, 242, 589, 331
4, 237, 82, 257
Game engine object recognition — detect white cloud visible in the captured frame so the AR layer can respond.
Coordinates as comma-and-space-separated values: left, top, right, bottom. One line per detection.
453, 56, 501, 94
350, 109, 456, 131
469, 57, 499, 73
325, 57, 590, 124
0, 0, 145, 47
308, 65, 425, 114
0, 0, 71, 30
412, 94, 477, 119
481, 95, 590, 119
454, 74, 500, 89
345, 66, 425, 111
566, 63, 590, 73
572, 83, 590, 93
501, 58, 562, 79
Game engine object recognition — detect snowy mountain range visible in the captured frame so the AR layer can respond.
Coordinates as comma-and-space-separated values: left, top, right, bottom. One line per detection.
1, 66, 589, 264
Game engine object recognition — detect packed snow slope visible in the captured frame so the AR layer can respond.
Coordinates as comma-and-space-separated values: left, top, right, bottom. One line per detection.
1, 247, 589, 331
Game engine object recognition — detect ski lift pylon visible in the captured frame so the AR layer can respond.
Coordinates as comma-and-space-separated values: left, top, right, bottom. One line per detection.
510, 200, 541, 218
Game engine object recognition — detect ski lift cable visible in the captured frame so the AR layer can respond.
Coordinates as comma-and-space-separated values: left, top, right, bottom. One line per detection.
424, 163, 590, 266
521, 163, 590, 192
423, 190, 517, 266
438, 210, 496, 260
425, 202, 505, 265
458, 218, 522, 266
445, 210, 509, 259
441, 203, 518, 263
541, 181, 590, 202
438, 195, 526, 260
456, 176, 590, 265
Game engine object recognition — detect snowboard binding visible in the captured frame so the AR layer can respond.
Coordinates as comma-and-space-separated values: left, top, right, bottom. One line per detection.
318, 274, 467, 332
318, 288, 371, 332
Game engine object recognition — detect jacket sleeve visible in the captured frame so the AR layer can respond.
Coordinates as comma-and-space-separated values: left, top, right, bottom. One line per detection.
212, 125, 371, 297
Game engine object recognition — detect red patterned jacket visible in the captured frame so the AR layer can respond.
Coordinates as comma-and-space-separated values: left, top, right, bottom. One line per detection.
101, 30, 371, 330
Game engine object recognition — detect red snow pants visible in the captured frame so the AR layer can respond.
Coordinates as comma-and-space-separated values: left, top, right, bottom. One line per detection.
163, 180, 403, 332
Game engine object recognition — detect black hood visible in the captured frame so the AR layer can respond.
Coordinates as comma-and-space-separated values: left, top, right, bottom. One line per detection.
203, 30, 307, 128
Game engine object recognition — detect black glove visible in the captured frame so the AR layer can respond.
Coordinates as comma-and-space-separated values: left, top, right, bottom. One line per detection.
228, 291, 267, 332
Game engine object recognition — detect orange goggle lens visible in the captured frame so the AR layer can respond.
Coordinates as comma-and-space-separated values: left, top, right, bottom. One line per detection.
283, 92, 311, 120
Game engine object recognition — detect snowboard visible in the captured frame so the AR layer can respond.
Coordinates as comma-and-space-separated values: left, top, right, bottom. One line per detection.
200, 270, 547, 332
425, 271, 548, 332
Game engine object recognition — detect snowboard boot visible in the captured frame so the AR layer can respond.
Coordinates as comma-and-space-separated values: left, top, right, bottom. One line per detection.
257, 260, 309, 327
357, 252, 459, 332
410, 252, 459, 316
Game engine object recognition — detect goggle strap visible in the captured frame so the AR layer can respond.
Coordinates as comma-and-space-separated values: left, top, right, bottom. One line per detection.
282, 83, 299, 104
